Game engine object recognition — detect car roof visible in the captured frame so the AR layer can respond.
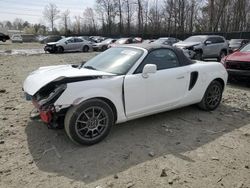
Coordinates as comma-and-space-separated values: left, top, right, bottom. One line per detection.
120, 43, 193, 66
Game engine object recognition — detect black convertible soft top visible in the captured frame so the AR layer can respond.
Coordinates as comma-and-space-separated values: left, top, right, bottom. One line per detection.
124, 43, 194, 66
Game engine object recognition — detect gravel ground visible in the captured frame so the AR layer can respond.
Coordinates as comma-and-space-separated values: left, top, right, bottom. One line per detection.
0, 42, 250, 188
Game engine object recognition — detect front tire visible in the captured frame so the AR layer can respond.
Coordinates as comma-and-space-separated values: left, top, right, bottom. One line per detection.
82, 45, 89, 52
64, 99, 114, 145
57, 46, 64, 53
194, 51, 203, 60
198, 80, 223, 111
2, 39, 6, 42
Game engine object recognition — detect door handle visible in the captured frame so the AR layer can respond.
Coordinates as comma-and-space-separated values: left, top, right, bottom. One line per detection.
176, 76, 185, 79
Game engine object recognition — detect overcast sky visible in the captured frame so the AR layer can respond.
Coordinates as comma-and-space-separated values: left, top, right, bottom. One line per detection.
0, 0, 95, 25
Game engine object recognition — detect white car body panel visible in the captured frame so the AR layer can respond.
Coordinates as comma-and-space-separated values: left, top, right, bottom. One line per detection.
23, 46, 228, 125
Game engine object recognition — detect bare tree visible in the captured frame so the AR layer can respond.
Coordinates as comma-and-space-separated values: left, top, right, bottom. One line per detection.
61, 9, 70, 35
83, 7, 97, 34
43, 3, 60, 33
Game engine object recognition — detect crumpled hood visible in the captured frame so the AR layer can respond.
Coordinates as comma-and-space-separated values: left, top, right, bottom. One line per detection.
47, 42, 59, 45
23, 64, 115, 95
174, 41, 201, 48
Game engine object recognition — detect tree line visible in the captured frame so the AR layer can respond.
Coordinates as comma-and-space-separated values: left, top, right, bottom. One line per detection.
1, 0, 250, 37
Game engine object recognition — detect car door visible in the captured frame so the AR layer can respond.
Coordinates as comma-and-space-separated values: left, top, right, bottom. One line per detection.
74, 38, 84, 51
203, 37, 218, 57
124, 49, 189, 118
64, 38, 75, 51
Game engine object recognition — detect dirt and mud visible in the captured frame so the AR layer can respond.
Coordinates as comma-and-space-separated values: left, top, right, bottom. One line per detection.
0, 42, 250, 188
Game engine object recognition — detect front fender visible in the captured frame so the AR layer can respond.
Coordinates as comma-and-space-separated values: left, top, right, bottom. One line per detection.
54, 76, 127, 123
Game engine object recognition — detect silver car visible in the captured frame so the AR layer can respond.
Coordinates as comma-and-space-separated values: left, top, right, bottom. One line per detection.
44, 37, 92, 53
92, 38, 116, 51
174, 35, 228, 61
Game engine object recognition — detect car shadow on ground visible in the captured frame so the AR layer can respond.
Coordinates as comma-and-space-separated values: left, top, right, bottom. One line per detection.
25, 103, 250, 184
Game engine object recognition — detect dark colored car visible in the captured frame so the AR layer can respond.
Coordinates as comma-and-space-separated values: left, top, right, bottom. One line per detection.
221, 43, 250, 80
0, 33, 10, 42
229, 39, 249, 53
40, 35, 64, 44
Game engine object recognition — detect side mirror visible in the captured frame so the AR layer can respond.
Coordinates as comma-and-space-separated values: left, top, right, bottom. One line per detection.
205, 40, 212, 45
65, 41, 68, 45
142, 64, 157, 78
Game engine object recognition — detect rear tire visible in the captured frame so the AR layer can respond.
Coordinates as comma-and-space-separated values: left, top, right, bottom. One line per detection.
198, 80, 223, 111
64, 99, 114, 145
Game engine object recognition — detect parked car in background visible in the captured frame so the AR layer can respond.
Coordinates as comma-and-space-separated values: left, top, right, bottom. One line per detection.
133, 37, 143, 43
0, 33, 10, 42
153, 37, 180, 46
143, 39, 155, 44
228, 39, 249, 53
40, 35, 64, 44
90, 36, 107, 43
92, 38, 116, 51
23, 43, 227, 145
79, 36, 96, 44
174, 35, 228, 61
11, 34, 23, 43
221, 42, 250, 80
44, 37, 92, 53
108, 38, 134, 48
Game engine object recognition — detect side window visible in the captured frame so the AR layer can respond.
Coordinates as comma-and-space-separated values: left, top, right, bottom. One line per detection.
207, 37, 216, 44
216, 37, 225, 43
67, 38, 74, 43
134, 49, 180, 74
74, 38, 83, 42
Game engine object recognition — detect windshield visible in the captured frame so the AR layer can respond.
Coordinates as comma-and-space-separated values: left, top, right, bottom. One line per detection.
184, 36, 206, 43
83, 47, 144, 75
240, 43, 250, 52
229, 39, 243, 45
58, 38, 69, 43
115, 38, 128, 44
102, 39, 113, 44
154, 38, 169, 44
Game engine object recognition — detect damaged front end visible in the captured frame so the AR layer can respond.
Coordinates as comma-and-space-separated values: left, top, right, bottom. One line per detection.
26, 83, 67, 128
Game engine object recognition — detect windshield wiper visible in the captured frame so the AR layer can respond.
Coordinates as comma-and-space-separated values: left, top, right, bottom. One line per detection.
83, 65, 97, 70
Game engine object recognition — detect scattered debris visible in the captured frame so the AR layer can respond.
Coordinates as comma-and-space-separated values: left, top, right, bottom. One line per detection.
127, 182, 135, 188
197, 118, 203, 122
148, 151, 155, 157
114, 174, 118, 179
168, 175, 180, 185
211, 157, 220, 161
0, 89, 6, 93
245, 165, 249, 169
160, 169, 168, 177
107, 181, 114, 187
176, 142, 181, 145
0, 140, 5, 144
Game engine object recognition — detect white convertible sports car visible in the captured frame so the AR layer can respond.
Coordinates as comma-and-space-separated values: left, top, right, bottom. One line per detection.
23, 44, 228, 145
